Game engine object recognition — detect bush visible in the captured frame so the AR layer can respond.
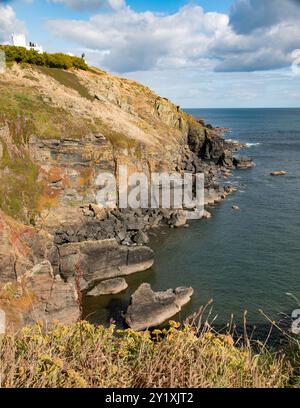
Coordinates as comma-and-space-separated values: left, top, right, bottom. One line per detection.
0, 45, 88, 70
0, 321, 296, 388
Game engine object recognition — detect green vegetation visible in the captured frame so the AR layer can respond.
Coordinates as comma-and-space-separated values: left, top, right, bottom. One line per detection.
36, 67, 93, 101
0, 81, 96, 140
0, 145, 41, 224
1, 320, 299, 388
0, 81, 96, 221
0, 45, 88, 70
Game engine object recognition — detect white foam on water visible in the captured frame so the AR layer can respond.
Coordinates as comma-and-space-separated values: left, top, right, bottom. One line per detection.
245, 142, 261, 147
226, 138, 240, 144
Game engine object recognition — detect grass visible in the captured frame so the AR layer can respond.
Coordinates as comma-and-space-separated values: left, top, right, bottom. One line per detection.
0, 320, 299, 388
37, 66, 94, 101
0, 81, 96, 140
0, 81, 97, 221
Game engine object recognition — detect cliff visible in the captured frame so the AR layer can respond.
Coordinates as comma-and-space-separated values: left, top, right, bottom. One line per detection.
0, 60, 235, 330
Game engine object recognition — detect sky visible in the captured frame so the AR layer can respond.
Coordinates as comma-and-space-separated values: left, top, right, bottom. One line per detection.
1, 0, 300, 108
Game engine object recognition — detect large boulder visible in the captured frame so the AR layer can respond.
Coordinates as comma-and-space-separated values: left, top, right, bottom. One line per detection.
24, 261, 80, 325
0, 210, 59, 283
59, 239, 154, 290
0, 261, 80, 332
125, 283, 194, 331
0, 211, 80, 331
87, 277, 128, 296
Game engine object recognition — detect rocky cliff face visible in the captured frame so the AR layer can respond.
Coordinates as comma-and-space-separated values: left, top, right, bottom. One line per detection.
0, 63, 235, 330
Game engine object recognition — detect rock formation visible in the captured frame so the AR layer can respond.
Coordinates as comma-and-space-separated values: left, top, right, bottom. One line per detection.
87, 278, 128, 296
233, 156, 254, 169
59, 239, 154, 291
270, 171, 287, 176
125, 283, 194, 331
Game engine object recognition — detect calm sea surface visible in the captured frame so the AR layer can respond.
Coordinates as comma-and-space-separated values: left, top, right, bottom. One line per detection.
84, 108, 300, 333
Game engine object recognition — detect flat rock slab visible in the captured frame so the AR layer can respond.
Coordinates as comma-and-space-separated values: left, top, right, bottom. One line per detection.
270, 171, 287, 176
59, 239, 154, 290
125, 283, 194, 331
87, 278, 128, 296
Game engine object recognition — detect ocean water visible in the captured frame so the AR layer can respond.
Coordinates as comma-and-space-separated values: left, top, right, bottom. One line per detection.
84, 108, 300, 333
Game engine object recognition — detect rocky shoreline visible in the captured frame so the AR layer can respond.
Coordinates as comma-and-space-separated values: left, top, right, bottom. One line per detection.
0, 63, 255, 332
52, 130, 252, 330
0, 125, 253, 332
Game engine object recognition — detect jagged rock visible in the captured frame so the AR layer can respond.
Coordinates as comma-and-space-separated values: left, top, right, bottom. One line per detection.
125, 283, 194, 331
204, 189, 224, 206
169, 211, 187, 227
133, 230, 149, 245
202, 210, 212, 219
87, 278, 128, 296
270, 171, 287, 176
200, 131, 227, 163
224, 185, 237, 194
24, 261, 80, 325
0, 261, 80, 332
0, 210, 59, 283
233, 156, 254, 169
59, 239, 154, 290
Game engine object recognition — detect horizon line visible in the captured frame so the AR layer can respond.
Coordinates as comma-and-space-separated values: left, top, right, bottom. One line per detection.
183, 107, 300, 110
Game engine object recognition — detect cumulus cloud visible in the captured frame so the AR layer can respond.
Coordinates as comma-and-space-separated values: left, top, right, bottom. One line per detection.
0, 4, 26, 43
215, 0, 300, 71
46, 0, 300, 74
50, 0, 125, 11
47, 5, 230, 72
229, 0, 300, 34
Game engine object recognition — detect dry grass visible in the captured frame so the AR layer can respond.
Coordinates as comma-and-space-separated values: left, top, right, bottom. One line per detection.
0, 320, 299, 388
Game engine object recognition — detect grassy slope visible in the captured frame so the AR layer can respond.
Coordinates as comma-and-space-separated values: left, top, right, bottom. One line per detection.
0, 321, 299, 388
0, 78, 97, 222
0, 64, 154, 221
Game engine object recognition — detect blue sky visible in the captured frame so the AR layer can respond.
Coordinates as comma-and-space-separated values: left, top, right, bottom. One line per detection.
1, 0, 300, 108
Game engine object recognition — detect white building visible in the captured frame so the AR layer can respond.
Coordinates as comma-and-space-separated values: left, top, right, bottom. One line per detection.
11, 33, 43, 54
12, 33, 26, 48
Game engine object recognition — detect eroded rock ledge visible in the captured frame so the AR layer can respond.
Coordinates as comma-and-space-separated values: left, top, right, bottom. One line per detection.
125, 283, 194, 331
59, 239, 154, 292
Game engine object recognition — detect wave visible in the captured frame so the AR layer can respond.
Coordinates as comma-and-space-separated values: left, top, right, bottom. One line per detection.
245, 142, 261, 147
226, 138, 240, 144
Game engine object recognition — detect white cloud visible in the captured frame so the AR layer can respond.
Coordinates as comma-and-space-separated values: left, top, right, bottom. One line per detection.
0, 4, 26, 44
229, 0, 300, 34
47, 5, 230, 72
46, 1, 300, 74
50, 0, 125, 11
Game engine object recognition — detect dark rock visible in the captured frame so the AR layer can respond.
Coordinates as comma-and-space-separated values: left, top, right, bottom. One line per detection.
233, 156, 254, 169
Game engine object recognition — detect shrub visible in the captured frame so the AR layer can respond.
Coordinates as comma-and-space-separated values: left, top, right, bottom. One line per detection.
0, 321, 296, 388
0, 45, 88, 70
